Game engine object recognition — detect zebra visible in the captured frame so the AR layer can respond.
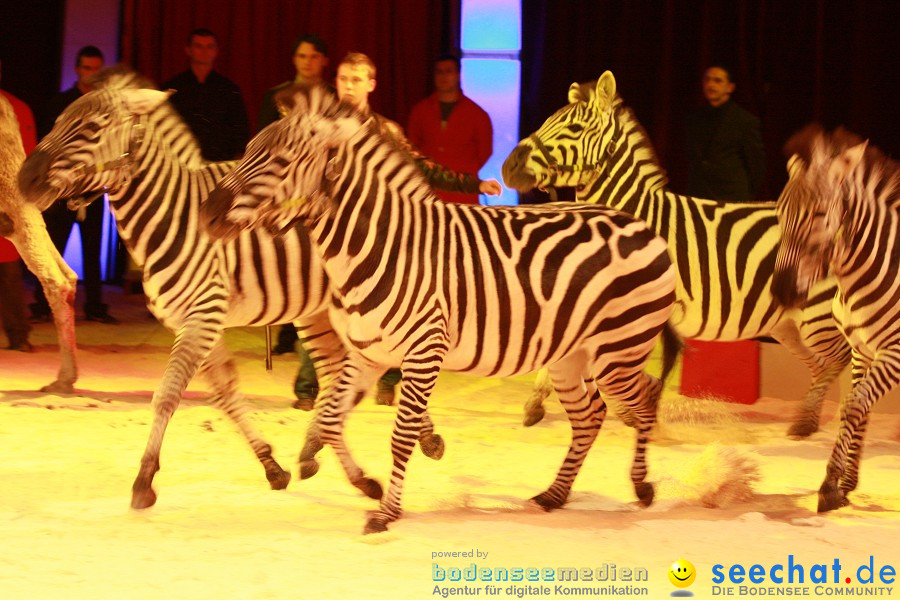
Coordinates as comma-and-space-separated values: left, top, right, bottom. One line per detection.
772, 125, 899, 512
1, 93, 79, 393
202, 85, 678, 534
17, 70, 444, 510
502, 70, 851, 438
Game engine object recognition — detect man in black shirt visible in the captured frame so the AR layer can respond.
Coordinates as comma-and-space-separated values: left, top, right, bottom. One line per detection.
686, 65, 765, 202
162, 29, 249, 162
33, 45, 117, 324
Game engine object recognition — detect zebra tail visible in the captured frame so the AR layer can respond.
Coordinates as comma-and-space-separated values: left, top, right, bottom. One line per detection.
660, 322, 683, 386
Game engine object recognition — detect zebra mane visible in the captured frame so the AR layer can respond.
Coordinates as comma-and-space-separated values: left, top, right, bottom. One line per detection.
785, 124, 898, 204
92, 65, 157, 92
571, 79, 670, 189
278, 82, 358, 122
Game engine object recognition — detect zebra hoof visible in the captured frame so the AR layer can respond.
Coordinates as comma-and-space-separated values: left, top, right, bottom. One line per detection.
40, 380, 75, 394
787, 420, 818, 439
267, 467, 291, 490
354, 478, 384, 500
635, 482, 654, 507
363, 517, 389, 534
420, 433, 445, 460
299, 459, 320, 480
817, 487, 846, 513
292, 397, 315, 411
523, 406, 546, 427
529, 491, 565, 511
130, 487, 158, 510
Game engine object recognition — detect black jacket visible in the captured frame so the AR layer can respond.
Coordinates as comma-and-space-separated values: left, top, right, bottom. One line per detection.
686, 100, 765, 202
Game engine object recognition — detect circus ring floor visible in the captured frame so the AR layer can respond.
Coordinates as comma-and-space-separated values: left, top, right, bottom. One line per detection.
1, 287, 898, 599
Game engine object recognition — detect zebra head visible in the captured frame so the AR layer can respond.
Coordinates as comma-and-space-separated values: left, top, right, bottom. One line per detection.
18, 69, 170, 211
772, 127, 867, 308
203, 85, 362, 242
503, 71, 622, 193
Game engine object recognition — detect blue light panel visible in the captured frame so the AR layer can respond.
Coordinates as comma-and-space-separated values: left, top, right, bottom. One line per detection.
462, 58, 520, 206
461, 0, 521, 51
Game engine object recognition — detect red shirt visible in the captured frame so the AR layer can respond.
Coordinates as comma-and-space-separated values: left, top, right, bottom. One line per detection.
0, 90, 37, 262
407, 92, 492, 204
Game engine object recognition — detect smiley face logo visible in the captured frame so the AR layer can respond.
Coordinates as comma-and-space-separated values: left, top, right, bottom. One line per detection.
668, 559, 696, 588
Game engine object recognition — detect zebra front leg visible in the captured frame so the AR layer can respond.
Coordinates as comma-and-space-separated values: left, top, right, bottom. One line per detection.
131, 317, 220, 509
530, 359, 605, 511
418, 412, 444, 459
523, 367, 552, 426
200, 340, 290, 491
13, 205, 80, 392
310, 359, 384, 499
365, 349, 446, 534
818, 357, 890, 512
772, 319, 850, 438
839, 412, 868, 495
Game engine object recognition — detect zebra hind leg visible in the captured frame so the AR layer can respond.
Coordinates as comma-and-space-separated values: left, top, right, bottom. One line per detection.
622, 373, 662, 507
522, 367, 552, 426
200, 340, 290, 491
530, 360, 605, 511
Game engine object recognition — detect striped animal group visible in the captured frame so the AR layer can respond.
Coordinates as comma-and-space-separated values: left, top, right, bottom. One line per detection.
12, 68, 896, 533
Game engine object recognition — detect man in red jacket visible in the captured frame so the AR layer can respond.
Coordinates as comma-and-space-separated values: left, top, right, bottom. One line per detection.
407, 54, 493, 205
0, 59, 37, 351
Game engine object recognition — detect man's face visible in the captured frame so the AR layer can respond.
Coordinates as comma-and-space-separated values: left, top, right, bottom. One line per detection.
293, 42, 328, 83
336, 63, 375, 108
702, 67, 735, 107
75, 56, 104, 88
433, 59, 460, 94
186, 35, 218, 67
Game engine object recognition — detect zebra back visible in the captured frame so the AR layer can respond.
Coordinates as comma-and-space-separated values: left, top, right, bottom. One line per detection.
504, 71, 842, 341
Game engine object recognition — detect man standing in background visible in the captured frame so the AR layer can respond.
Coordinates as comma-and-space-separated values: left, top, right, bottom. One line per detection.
33, 46, 117, 324
407, 54, 493, 205
163, 28, 249, 161
686, 65, 765, 202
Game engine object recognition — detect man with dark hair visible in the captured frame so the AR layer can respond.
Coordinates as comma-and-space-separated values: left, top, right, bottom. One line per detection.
262, 33, 333, 356
258, 33, 331, 130
32, 45, 117, 324
685, 64, 765, 202
407, 53, 494, 205
162, 28, 250, 161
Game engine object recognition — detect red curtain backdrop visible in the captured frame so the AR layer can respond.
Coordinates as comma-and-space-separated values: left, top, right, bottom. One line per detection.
521, 0, 899, 201
120, 0, 454, 133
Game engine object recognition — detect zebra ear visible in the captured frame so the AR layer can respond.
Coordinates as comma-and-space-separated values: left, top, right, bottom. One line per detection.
122, 89, 173, 116
568, 82, 583, 104
591, 71, 617, 111
827, 141, 867, 185
786, 154, 806, 179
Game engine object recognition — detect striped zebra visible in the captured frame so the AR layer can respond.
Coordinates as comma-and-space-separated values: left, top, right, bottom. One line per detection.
1, 93, 79, 393
772, 125, 899, 512
502, 71, 851, 437
203, 86, 677, 534
17, 70, 444, 510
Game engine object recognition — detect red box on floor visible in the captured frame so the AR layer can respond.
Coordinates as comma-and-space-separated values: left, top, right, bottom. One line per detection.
680, 339, 759, 404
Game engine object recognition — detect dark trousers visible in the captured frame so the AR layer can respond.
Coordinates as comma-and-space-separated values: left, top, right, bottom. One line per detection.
0, 260, 31, 346
33, 199, 106, 314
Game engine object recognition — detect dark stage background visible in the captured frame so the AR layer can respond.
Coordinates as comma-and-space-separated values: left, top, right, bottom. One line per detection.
521, 0, 899, 199
1, 0, 897, 201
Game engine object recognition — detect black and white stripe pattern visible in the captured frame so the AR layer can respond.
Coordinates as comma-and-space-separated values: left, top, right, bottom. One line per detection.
502, 71, 851, 437
18, 71, 346, 509
205, 87, 677, 534
772, 126, 900, 512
